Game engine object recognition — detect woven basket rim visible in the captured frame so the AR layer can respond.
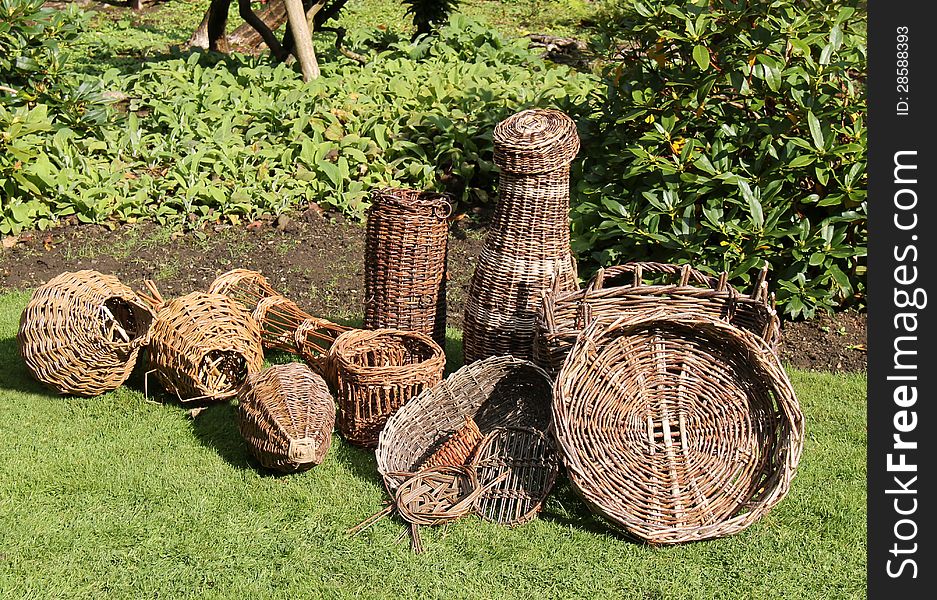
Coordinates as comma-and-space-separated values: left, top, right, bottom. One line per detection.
370, 187, 452, 217
330, 328, 445, 375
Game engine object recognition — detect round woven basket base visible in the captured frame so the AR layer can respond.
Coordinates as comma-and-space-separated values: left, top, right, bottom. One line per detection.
554, 317, 802, 544
472, 427, 560, 526
394, 466, 480, 527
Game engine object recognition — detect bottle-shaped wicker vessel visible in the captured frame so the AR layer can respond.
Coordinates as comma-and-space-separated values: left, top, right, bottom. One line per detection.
462, 108, 580, 363
364, 188, 450, 349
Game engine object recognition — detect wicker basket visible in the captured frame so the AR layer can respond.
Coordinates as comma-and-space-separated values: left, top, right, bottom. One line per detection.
535, 261, 780, 375
329, 329, 445, 448
471, 426, 560, 526
376, 356, 553, 494
17, 270, 155, 396
365, 188, 450, 349
208, 269, 348, 372
552, 314, 804, 544
237, 362, 335, 472
462, 109, 580, 364
147, 292, 264, 402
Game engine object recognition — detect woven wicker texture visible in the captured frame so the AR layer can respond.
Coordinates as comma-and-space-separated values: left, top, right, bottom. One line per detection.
237, 362, 335, 472
420, 416, 483, 470
463, 109, 580, 363
393, 466, 481, 527
208, 269, 348, 372
147, 292, 264, 402
364, 188, 450, 349
535, 261, 781, 376
471, 426, 560, 526
377, 356, 553, 494
329, 329, 445, 448
553, 314, 803, 544
18, 270, 155, 396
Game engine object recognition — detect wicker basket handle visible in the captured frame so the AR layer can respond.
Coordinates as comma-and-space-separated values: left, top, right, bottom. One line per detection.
585, 262, 721, 293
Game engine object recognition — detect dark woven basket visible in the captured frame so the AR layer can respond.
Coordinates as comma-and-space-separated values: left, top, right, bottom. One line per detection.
534, 261, 780, 375
208, 269, 348, 373
147, 292, 264, 403
329, 329, 445, 448
471, 426, 560, 526
364, 188, 450, 349
18, 270, 155, 396
553, 314, 804, 544
376, 356, 553, 494
237, 362, 335, 472
463, 109, 580, 364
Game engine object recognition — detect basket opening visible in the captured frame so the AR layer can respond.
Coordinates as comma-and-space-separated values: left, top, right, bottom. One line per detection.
101, 297, 149, 344
199, 349, 249, 394
350, 337, 434, 368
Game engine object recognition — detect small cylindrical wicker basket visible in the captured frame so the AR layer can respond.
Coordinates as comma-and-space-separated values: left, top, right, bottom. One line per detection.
552, 314, 804, 544
463, 108, 581, 364
237, 362, 335, 472
329, 329, 445, 448
147, 292, 264, 402
364, 188, 450, 349
18, 270, 155, 396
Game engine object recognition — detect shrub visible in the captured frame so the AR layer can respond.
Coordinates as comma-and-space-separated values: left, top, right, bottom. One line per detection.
572, 0, 866, 317
1, 13, 595, 234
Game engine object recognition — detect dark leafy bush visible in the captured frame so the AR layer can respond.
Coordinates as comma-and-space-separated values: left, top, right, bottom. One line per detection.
572, 0, 866, 317
403, 0, 460, 37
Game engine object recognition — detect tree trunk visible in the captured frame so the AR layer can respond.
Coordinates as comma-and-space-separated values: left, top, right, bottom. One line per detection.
228, 1, 289, 53
187, 0, 232, 52
285, 0, 320, 81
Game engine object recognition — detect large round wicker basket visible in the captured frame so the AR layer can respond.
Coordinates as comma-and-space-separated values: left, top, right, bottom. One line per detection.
147, 292, 264, 402
18, 270, 155, 396
329, 329, 445, 448
535, 261, 780, 375
376, 356, 553, 494
462, 109, 580, 364
552, 314, 803, 544
364, 188, 450, 349
237, 362, 335, 472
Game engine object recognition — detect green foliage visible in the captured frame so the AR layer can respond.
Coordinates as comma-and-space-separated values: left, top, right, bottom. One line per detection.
573, 0, 867, 317
0, 13, 594, 234
403, 0, 461, 37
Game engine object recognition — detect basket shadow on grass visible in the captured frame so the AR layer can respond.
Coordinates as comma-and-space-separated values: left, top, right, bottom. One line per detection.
0, 336, 60, 397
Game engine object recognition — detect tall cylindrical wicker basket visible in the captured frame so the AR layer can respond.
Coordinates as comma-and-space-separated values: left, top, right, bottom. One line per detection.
364, 188, 450, 349
462, 108, 580, 363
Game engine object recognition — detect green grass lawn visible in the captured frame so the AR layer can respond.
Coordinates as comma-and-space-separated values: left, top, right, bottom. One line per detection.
0, 290, 866, 599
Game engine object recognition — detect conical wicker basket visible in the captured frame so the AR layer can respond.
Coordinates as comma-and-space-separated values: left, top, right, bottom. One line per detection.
208, 269, 348, 373
535, 261, 780, 375
376, 356, 553, 494
552, 314, 804, 545
18, 270, 155, 396
462, 109, 580, 364
147, 292, 264, 402
364, 188, 450, 349
237, 362, 335, 472
329, 329, 445, 448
